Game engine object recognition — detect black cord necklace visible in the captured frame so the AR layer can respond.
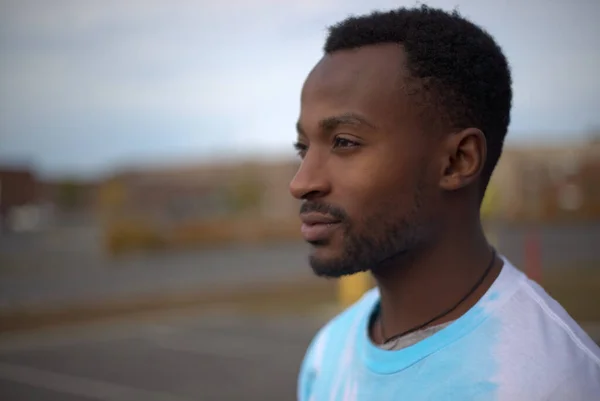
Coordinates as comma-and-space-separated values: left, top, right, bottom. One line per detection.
380, 248, 497, 345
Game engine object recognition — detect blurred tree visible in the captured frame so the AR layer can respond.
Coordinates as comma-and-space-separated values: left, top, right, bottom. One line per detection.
56, 180, 82, 210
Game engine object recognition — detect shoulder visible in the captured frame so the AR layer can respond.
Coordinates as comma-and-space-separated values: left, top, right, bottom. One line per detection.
490, 260, 600, 397
301, 286, 378, 364
506, 271, 600, 365
543, 360, 600, 401
297, 287, 378, 401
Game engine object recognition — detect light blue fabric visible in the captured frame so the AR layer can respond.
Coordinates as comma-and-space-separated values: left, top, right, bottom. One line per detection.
298, 287, 502, 401
297, 260, 600, 400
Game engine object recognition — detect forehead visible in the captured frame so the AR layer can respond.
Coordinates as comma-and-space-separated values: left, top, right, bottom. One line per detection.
300, 44, 412, 130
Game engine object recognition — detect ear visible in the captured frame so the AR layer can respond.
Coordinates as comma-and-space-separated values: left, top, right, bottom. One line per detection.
438, 128, 486, 191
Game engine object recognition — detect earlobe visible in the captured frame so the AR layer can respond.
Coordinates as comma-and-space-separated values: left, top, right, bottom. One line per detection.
439, 128, 486, 191
440, 172, 461, 190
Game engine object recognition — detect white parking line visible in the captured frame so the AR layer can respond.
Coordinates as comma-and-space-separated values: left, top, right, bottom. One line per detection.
0, 362, 195, 401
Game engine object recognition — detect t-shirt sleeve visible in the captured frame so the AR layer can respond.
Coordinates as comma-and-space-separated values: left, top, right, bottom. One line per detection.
544, 362, 600, 401
297, 326, 328, 401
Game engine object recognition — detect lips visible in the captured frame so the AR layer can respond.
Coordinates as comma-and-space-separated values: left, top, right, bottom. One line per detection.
299, 213, 342, 242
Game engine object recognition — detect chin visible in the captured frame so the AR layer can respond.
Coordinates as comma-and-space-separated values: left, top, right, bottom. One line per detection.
308, 247, 369, 278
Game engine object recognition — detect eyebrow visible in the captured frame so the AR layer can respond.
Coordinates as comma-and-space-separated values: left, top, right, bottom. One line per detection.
296, 112, 377, 135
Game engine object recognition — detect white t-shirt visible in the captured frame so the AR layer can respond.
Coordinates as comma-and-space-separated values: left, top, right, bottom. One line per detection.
298, 257, 600, 400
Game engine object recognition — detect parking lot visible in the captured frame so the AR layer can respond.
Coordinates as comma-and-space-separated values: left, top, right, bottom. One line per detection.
0, 221, 598, 400
0, 308, 331, 401
1, 221, 599, 312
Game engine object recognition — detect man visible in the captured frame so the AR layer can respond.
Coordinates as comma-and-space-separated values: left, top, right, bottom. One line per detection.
291, 5, 600, 401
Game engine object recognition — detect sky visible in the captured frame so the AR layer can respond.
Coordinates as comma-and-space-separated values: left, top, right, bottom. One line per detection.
0, 0, 599, 178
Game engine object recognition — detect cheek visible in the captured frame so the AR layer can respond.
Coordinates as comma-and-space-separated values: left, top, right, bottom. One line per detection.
330, 150, 420, 221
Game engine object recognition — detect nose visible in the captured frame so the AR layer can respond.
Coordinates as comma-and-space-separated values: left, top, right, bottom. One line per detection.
289, 155, 330, 200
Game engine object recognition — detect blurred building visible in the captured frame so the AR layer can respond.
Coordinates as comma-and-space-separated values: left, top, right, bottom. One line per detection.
101, 160, 300, 225
491, 140, 600, 221
101, 140, 600, 226
98, 140, 599, 253
0, 164, 104, 233
39, 179, 102, 226
0, 166, 39, 232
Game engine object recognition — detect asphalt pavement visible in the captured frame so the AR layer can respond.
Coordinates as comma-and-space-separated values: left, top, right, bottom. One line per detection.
0, 308, 333, 401
0, 307, 598, 401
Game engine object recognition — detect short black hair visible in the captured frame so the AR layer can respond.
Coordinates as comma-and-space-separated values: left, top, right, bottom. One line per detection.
324, 5, 512, 190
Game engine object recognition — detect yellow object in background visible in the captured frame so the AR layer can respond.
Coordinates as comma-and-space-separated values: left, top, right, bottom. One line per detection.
486, 229, 499, 249
338, 271, 373, 309
480, 182, 499, 220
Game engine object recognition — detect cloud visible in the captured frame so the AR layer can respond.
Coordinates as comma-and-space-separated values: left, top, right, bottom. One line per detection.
1, 0, 599, 176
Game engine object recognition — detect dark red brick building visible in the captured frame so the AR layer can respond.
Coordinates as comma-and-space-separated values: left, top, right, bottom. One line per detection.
0, 167, 38, 226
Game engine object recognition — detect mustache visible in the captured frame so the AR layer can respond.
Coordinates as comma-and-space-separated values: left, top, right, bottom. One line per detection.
299, 201, 348, 222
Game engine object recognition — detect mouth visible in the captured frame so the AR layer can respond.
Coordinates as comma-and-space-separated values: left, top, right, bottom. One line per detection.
299, 213, 342, 243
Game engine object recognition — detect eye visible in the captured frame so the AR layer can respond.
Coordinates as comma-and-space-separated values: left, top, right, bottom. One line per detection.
293, 141, 308, 158
332, 137, 359, 149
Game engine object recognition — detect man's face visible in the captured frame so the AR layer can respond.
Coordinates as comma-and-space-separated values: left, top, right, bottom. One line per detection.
290, 44, 440, 278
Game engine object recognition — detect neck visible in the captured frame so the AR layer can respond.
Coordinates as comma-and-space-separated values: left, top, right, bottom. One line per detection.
371, 220, 501, 344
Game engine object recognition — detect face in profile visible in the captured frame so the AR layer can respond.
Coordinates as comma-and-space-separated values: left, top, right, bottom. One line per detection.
290, 44, 439, 278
